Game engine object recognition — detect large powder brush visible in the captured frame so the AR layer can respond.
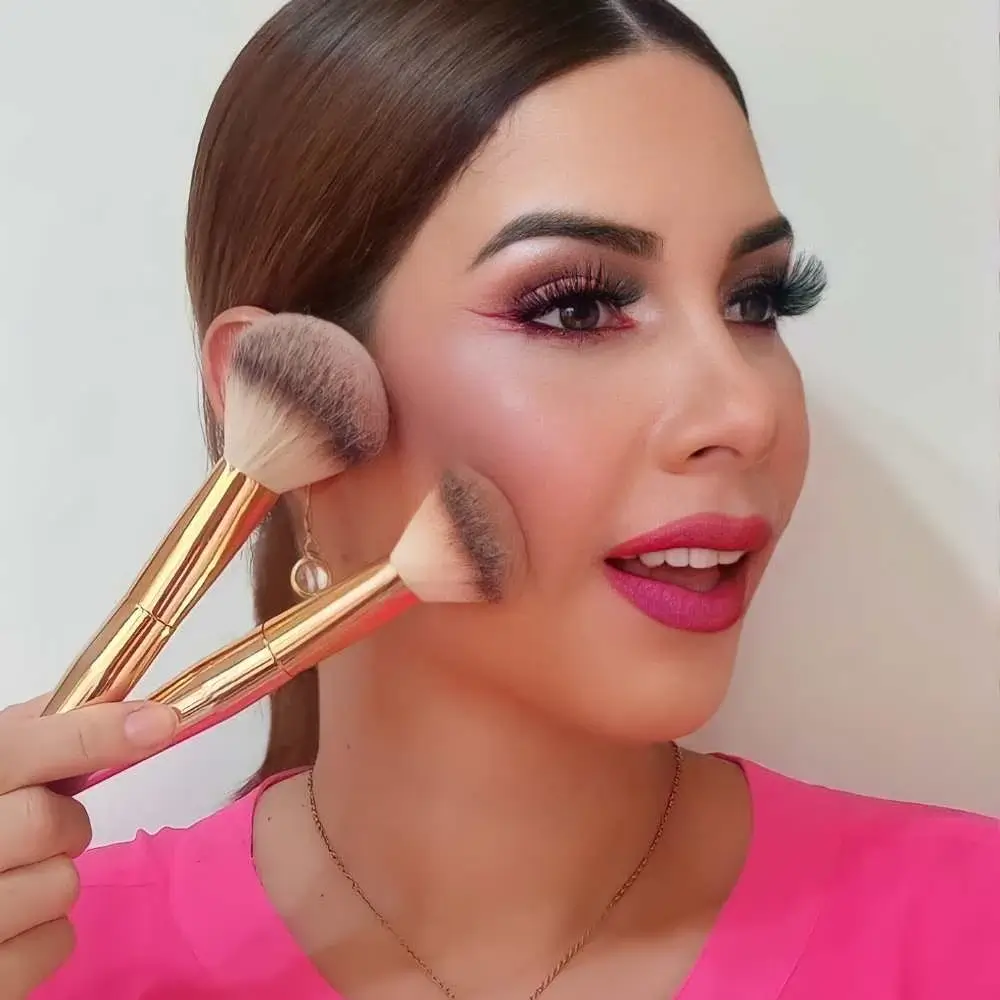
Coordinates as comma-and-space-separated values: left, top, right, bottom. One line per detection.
43, 314, 390, 716
65, 468, 527, 794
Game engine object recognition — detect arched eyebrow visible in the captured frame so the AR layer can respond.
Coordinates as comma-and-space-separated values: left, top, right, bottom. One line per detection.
728, 215, 794, 261
470, 211, 660, 267
470, 210, 793, 269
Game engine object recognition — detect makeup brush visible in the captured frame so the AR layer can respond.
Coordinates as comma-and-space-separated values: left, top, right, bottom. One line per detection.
62, 468, 526, 794
43, 314, 389, 716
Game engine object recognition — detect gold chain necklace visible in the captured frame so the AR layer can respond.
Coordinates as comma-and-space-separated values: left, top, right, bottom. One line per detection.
306, 742, 683, 999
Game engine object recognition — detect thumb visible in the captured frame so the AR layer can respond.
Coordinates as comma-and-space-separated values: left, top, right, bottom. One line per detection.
0, 700, 179, 794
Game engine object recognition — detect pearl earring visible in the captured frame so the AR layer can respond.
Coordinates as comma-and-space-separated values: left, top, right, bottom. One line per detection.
289, 487, 333, 598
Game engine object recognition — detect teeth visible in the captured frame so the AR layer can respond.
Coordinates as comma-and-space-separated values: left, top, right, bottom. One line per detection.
634, 548, 746, 569
689, 548, 717, 569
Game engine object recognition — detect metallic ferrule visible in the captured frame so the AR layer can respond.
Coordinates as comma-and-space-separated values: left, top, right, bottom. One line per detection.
62, 561, 414, 795
43, 460, 277, 715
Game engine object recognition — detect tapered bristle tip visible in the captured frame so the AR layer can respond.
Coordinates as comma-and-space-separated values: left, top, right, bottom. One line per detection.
391, 467, 526, 604
438, 469, 522, 603
222, 314, 390, 491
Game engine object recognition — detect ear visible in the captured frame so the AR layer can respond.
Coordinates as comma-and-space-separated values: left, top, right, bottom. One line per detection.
200, 305, 273, 422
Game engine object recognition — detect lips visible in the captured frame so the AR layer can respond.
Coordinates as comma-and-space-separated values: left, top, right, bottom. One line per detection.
604, 514, 772, 634
605, 514, 772, 560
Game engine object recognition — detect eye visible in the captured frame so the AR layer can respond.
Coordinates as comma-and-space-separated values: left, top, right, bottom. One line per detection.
532, 294, 624, 332
507, 263, 644, 339
723, 253, 829, 329
724, 288, 778, 326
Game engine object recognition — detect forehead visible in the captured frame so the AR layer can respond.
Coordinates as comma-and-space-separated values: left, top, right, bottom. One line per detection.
426, 48, 773, 254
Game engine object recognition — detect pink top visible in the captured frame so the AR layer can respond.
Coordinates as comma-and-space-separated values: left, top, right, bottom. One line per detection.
35, 759, 1000, 998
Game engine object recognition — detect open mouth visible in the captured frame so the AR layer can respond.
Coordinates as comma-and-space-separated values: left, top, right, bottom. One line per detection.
602, 515, 771, 634
606, 547, 748, 594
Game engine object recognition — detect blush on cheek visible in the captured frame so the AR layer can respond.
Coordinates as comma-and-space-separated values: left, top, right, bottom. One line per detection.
381, 333, 624, 577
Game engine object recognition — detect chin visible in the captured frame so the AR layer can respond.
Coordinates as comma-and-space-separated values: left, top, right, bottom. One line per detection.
554, 642, 739, 746
577, 692, 732, 746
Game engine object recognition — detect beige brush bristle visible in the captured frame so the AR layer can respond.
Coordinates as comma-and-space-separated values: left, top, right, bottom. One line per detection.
390, 468, 526, 604
223, 314, 390, 492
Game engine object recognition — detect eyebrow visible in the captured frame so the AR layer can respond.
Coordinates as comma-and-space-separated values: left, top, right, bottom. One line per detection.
470, 211, 662, 267
729, 215, 794, 260
469, 210, 794, 268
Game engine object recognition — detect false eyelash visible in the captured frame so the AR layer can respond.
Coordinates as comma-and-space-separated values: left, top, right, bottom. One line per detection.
507, 261, 644, 327
732, 252, 828, 319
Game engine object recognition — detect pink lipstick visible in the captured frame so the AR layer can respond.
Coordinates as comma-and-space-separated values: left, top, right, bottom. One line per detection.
604, 514, 772, 633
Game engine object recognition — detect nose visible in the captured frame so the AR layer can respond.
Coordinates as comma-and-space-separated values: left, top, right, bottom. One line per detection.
648, 322, 782, 475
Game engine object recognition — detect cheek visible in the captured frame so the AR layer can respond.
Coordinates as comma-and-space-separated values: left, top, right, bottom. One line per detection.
771, 353, 810, 527
378, 330, 637, 581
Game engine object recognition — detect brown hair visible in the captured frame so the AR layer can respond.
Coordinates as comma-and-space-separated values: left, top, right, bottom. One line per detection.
184, 0, 748, 793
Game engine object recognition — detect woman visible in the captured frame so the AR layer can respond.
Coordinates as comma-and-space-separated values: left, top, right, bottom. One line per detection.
3, 0, 998, 997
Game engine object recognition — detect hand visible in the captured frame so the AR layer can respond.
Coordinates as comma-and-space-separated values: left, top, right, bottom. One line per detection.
0, 694, 178, 998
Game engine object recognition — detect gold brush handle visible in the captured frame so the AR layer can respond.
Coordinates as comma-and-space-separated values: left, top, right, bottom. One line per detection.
43, 461, 277, 716
57, 562, 413, 795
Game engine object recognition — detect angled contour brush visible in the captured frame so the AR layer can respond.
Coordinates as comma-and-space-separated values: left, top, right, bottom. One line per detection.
43, 314, 389, 716
64, 468, 526, 794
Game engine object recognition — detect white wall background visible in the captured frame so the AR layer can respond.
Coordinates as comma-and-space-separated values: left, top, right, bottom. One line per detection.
0, 1, 996, 846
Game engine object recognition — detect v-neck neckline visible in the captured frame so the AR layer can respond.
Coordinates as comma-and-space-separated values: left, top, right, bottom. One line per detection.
174, 756, 841, 998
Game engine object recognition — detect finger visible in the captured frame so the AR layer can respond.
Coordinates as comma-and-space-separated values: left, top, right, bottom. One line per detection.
0, 856, 80, 944
0, 700, 179, 794
0, 694, 53, 724
0, 918, 75, 999
0, 789, 91, 873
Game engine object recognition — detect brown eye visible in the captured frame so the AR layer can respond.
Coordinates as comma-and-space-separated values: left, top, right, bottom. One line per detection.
540, 294, 604, 331
725, 290, 777, 325
511, 263, 644, 337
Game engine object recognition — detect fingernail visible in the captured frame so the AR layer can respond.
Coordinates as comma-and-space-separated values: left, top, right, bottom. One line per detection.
124, 704, 180, 748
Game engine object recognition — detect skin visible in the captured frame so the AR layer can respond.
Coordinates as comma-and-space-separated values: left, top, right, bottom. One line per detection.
205, 48, 811, 999
0, 698, 179, 1000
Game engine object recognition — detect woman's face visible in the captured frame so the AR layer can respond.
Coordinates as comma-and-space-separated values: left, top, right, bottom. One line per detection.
312, 49, 815, 741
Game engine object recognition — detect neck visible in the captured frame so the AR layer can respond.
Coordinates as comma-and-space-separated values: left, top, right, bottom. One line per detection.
311, 636, 676, 947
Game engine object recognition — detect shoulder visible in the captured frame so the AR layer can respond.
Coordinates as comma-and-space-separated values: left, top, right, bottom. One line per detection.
33, 789, 257, 997
77, 787, 252, 888
764, 761, 1000, 885
743, 756, 1000, 867
744, 759, 1000, 993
